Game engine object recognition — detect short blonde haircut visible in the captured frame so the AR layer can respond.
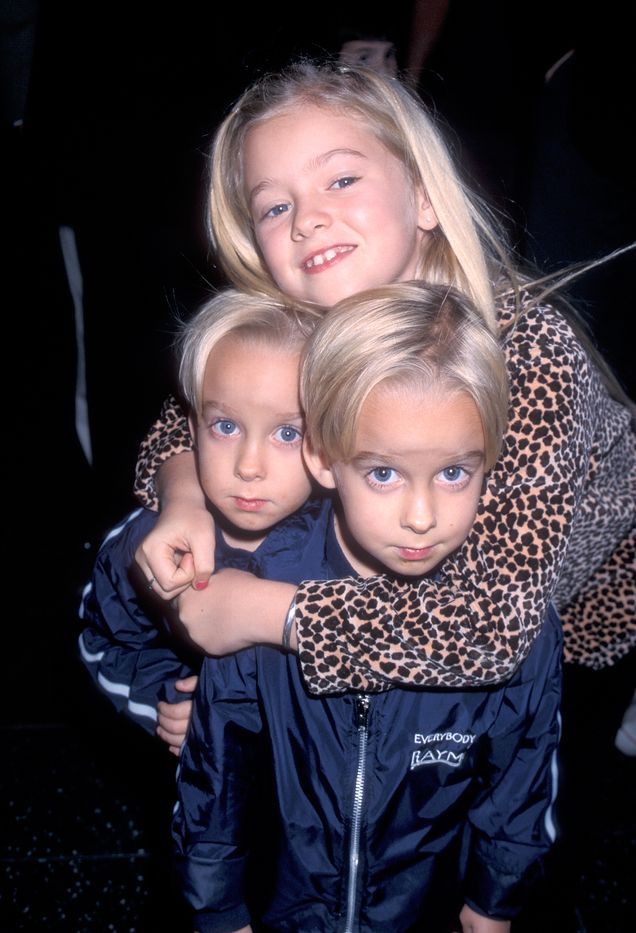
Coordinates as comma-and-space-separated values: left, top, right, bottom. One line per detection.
208, 60, 515, 333
178, 289, 322, 414
301, 281, 509, 470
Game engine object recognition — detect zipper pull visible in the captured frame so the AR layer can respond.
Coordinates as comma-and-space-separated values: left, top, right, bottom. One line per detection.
355, 695, 370, 729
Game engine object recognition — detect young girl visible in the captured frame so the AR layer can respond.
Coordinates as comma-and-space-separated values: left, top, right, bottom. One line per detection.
134, 60, 635, 695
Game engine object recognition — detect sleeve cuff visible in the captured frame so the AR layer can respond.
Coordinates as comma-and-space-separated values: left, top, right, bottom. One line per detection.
194, 904, 251, 933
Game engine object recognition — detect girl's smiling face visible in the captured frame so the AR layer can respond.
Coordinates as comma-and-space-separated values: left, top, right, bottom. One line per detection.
243, 105, 438, 308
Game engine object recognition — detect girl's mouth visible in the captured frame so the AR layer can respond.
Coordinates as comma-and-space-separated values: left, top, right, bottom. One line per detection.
302, 245, 355, 272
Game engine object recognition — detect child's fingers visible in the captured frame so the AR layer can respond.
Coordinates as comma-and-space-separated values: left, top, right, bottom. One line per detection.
157, 697, 194, 753
135, 543, 195, 597
157, 699, 193, 724
187, 537, 214, 590
175, 675, 199, 693
156, 722, 189, 751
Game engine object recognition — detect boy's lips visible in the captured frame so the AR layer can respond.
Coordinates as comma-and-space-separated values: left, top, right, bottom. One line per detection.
302, 245, 355, 272
396, 545, 433, 561
232, 496, 268, 512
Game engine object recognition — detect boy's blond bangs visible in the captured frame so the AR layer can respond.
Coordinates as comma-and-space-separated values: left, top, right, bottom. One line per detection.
301, 282, 508, 470
178, 289, 322, 415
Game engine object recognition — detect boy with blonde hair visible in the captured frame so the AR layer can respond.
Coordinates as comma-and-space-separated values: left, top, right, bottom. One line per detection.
79, 289, 321, 752
173, 282, 562, 933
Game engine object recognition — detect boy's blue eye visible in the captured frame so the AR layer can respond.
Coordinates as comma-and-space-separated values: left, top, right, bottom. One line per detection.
275, 425, 302, 444
369, 466, 397, 484
213, 419, 239, 437
439, 465, 467, 484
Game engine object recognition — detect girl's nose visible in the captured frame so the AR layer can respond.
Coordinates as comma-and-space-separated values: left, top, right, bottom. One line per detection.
291, 198, 331, 240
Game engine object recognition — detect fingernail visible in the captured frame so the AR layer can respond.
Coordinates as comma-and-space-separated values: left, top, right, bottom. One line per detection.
194, 580, 208, 590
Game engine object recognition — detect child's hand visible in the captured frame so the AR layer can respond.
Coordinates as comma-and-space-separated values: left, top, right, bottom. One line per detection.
156, 676, 198, 755
135, 501, 215, 598
454, 905, 511, 933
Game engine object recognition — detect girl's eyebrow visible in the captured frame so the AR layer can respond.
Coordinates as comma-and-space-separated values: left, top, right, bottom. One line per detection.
248, 149, 368, 204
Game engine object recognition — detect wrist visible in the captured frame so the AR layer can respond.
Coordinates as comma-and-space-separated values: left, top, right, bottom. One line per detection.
282, 597, 296, 650
241, 577, 297, 647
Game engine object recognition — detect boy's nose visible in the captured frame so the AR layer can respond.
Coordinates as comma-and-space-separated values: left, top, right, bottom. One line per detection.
401, 493, 436, 534
235, 442, 266, 481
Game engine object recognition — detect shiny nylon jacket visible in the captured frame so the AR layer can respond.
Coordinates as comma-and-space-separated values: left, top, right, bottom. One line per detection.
172, 500, 563, 933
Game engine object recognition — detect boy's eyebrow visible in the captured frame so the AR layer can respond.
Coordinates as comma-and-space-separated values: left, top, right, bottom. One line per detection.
200, 400, 304, 422
201, 399, 239, 417
274, 411, 305, 422
249, 149, 368, 204
351, 449, 486, 465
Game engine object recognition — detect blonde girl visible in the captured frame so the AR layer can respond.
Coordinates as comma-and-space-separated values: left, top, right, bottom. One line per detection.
135, 60, 635, 693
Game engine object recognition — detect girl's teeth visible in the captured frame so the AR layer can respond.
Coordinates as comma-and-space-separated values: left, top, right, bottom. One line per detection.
306, 246, 351, 269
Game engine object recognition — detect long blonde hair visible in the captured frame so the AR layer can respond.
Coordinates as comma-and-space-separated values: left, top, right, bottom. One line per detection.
208, 59, 513, 332
207, 59, 634, 413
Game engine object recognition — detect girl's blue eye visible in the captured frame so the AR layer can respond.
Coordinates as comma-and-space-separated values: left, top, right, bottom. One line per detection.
264, 203, 290, 220
331, 176, 358, 190
212, 419, 239, 437
368, 466, 397, 485
439, 465, 467, 484
275, 425, 302, 445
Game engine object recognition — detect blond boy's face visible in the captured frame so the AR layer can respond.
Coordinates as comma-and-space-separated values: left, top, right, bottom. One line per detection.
191, 337, 312, 551
305, 384, 487, 576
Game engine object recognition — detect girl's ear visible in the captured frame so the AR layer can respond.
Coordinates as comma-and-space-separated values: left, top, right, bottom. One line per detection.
302, 436, 337, 490
417, 191, 439, 232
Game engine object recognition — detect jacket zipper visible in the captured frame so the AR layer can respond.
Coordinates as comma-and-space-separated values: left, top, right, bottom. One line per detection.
343, 695, 370, 933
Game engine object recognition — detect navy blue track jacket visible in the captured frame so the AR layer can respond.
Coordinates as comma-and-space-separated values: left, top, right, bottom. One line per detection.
78, 508, 202, 732
78, 501, 332, 732
172, 498, 563, 933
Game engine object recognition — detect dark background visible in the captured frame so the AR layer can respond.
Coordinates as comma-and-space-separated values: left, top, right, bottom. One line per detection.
2, 1, 634, 929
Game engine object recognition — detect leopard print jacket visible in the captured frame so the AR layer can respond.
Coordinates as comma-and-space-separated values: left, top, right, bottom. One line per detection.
134, 292, 636, 693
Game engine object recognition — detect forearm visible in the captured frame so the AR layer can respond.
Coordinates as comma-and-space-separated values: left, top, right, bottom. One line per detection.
177, 570, 297, 654
292, 299, 609, 694
78, 630, 197, 732
134, 394, 193, 510
156, 450, 204, 510
79, 509, 198, 728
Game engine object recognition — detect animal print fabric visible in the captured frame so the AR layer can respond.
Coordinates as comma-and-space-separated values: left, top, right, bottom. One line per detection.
134, 293, 636, 691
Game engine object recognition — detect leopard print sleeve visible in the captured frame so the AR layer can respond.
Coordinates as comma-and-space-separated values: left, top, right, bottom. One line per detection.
560, 528, 636, 669
295, 295, 636, 694
134, 395, 193, 510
